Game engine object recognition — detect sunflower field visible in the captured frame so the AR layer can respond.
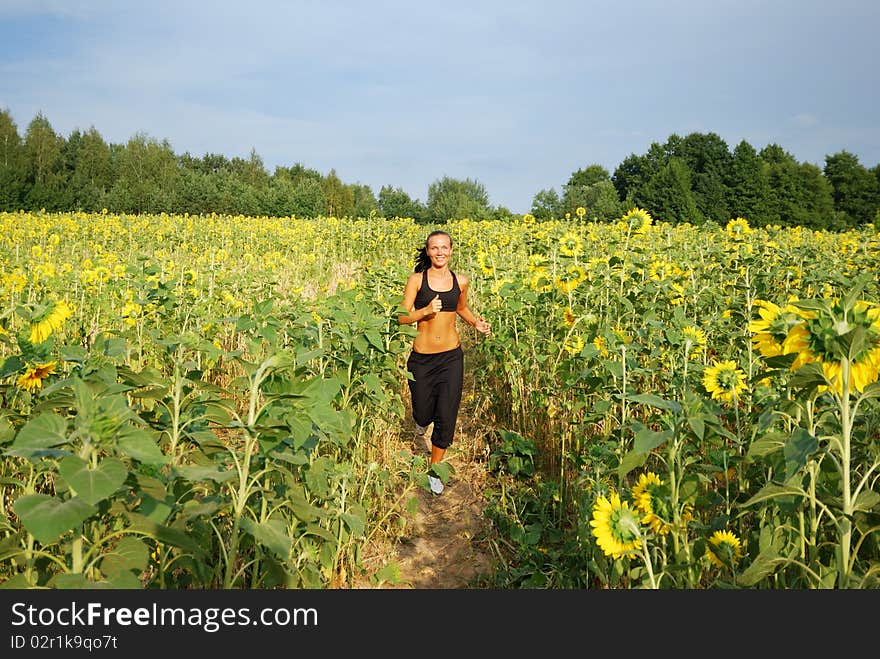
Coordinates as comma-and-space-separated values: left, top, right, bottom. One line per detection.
1, 209, 879, 589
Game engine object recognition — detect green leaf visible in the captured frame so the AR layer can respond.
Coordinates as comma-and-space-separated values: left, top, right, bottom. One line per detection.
633, 428, 672, 454
133, 473, 166, 501
116, 426, 168, 465
616, 449, 648, 480
789, 362, 826, 389
11, 412, 68, 451
303, 522, 337, 544
51, 574, 115, 589
747, 432, 787, 459
627, 392, 681, 413
340, 513, 366, 538
686, 415, 705, 441
124, 512, 205, 556
100, 537, 150, 578
792, 298, 831, 314
136, 494, 172, 524
179, 499, 221, 521
854, 489, 880, 513
0, 355, 24, 379
13, 494, 96, 545
172, 464, 236, 483
287, 486, 323, 522
0, 573, 35, 589
737, 550, 787, 587
741, 482, 806, 508
240, 517, 291, 559
59, 456, 128, 505
373, 562, 402, 586
857, 382, 880, 401
295, 347, 324, 367
784, 428, 819, 480
365, 330, 384, 351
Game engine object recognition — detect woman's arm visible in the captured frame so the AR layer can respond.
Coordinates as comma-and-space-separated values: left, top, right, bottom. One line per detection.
398, 273, 440, 325
456, 275, 491, 334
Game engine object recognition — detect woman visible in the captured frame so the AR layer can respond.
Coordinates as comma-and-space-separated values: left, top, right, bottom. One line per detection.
398, 230, 491, 495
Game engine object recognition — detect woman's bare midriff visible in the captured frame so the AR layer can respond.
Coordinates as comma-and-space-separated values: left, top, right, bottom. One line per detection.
413, 311, 460, 353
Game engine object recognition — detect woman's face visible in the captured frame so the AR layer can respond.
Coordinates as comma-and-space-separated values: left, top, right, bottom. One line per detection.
426, 234, 452, 267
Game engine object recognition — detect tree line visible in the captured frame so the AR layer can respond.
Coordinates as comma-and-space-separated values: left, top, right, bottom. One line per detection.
1, 109, 878, 229
537, 133, 880, 230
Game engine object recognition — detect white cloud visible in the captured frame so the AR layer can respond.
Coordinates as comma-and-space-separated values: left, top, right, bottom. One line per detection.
792, 113, 819, 128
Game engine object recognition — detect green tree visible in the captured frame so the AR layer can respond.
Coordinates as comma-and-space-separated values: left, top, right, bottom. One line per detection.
759, 144, 835, 229
426, 176, 490, 223
794, 162, 836, 229
264, 176, 324, 217
64, 126, 113, 211
23, 112, 68, 210
274, 163, 322, 187
530, 187, 563, 220
104, 133, 180, 213
565, 164, 609, 189
321, 169, 355, 217
726, 139, 771, 224
378, 185, 427, 221
612, 142, 667, 206
588, 181, 627, 221
230, 148, 269, 190
823, 150, 880, 227
349, 183, 378, 218
639, 157, 702, 224
671, 132, 732, 223
563, 164, 614, 216
0, 108, 25, 210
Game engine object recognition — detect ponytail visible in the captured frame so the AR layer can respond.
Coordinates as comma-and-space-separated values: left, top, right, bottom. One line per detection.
414, 247, 431, 272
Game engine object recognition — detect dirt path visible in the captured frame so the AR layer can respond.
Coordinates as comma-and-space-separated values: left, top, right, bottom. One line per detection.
357, 367, 498, 589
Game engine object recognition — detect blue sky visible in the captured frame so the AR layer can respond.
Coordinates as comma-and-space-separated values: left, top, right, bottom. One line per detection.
1, 0, 878, 213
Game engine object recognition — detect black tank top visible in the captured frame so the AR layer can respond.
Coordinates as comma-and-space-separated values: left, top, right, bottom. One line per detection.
414, 270, 461, 312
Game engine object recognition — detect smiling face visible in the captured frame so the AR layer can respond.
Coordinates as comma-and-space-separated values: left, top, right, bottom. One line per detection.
426, 233, 452, 268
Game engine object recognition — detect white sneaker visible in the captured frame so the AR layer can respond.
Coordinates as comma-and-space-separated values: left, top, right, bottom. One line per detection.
428, 475, 444, 495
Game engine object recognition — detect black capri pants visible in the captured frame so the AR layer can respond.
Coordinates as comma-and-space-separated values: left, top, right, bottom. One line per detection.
406, 345, 464, 449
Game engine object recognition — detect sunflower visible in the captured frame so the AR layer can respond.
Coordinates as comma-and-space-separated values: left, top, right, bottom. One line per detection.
563, 307, 576, 326
593, 335, 609, 358
748, 299, 803, 358
28, 299, 74, 344
707, 529, 744, 568
563, 334, 584, 356
555, 264, 586, 294
703, 359, 748, 402
631, 472, 662, 514
575, 206, 586, 218
621, 208, 653, 234
631, 472, 672, 535
589, 491, 642, 559
558, 230, 584, 257
17, 361, 57, 392
682, 325, 707, 356
783, 299, 880, 394
725, 217, 751, 239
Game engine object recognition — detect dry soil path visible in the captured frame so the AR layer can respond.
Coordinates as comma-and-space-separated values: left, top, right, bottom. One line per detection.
358, 370, 498, 589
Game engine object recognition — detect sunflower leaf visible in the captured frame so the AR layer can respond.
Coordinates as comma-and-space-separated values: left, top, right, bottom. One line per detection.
783, 429, 819, 480
737, 550, 787, 587
741, 482, 806, 508
13, 494, 96, 545
627, 392, 681, 413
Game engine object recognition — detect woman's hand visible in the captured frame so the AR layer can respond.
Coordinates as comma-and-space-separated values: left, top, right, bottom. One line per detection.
474, 317, 491, 335
422, 294, 442, 319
